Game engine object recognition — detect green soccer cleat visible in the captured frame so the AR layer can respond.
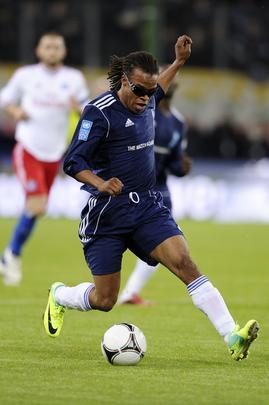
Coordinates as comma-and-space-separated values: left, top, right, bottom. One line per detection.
227, 320, 259, 361
43, 282, 66, 338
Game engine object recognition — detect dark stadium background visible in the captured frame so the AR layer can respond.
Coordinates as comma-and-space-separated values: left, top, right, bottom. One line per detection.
0, 0, 268, 163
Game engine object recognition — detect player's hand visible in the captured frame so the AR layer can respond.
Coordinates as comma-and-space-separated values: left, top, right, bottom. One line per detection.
181, 154, 192, 175
175, 35, 192, 65
98, 177, 124, 197
12, 107, 29, 121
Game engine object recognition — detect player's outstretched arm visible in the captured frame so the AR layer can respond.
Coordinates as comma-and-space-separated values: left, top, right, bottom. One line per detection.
158, 35, 192, 93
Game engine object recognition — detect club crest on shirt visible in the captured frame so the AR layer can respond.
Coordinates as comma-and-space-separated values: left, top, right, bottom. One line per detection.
78, 120, 93, 141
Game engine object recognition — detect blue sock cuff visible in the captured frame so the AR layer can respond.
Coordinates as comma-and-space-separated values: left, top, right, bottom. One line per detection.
83, 284, 95, 310
187, 275, 209, 295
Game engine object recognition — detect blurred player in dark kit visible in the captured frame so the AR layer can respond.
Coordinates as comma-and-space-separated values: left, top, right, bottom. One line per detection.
119, 74, 191, 305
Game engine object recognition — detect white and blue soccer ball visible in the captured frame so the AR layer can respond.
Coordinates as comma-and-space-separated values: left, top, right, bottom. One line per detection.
101, 323, 147, 366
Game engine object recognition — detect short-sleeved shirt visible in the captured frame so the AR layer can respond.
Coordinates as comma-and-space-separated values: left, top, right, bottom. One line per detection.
64, 85, 165, 195
0, 63, 89, 162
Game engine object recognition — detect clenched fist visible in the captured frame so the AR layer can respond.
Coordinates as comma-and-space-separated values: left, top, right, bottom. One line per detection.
175, 35, 192, 65
98, 177, 124, 197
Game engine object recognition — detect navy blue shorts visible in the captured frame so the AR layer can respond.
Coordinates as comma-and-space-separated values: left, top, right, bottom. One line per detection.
79, 190, 182, 275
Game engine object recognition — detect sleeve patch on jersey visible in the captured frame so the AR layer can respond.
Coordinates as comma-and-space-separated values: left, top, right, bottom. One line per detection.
78, 120, 93, 141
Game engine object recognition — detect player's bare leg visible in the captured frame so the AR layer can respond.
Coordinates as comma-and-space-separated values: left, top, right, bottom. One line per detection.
89, 273, 121, 311
26, 195, 48, 217
150, 235, 199, 283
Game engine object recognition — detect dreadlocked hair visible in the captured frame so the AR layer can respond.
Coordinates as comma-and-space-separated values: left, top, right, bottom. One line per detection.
107, 51, 159, 92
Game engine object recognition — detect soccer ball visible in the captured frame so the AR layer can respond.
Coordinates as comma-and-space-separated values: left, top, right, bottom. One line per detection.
101, 323, 147, 366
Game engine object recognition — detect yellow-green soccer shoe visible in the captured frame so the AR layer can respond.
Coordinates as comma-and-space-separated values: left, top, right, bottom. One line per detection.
227, 320, 259, 361
43, 282, 66, 338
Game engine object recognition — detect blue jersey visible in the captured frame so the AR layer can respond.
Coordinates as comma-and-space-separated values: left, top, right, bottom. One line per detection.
154, 106, 187, 208
63, 85, 184, 275
63, 86, 164, 196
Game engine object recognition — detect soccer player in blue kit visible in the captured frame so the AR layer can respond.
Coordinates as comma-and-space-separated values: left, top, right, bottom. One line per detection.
44, 35, 259, 361
119, 75, 192, 305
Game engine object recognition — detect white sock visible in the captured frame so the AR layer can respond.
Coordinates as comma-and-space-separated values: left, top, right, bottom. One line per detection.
118, 259, 158, 303
187, 275, 236, 340
55, 282, 95, 311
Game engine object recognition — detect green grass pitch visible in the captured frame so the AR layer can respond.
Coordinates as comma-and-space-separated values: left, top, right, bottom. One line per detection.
0, 218, 268, 404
